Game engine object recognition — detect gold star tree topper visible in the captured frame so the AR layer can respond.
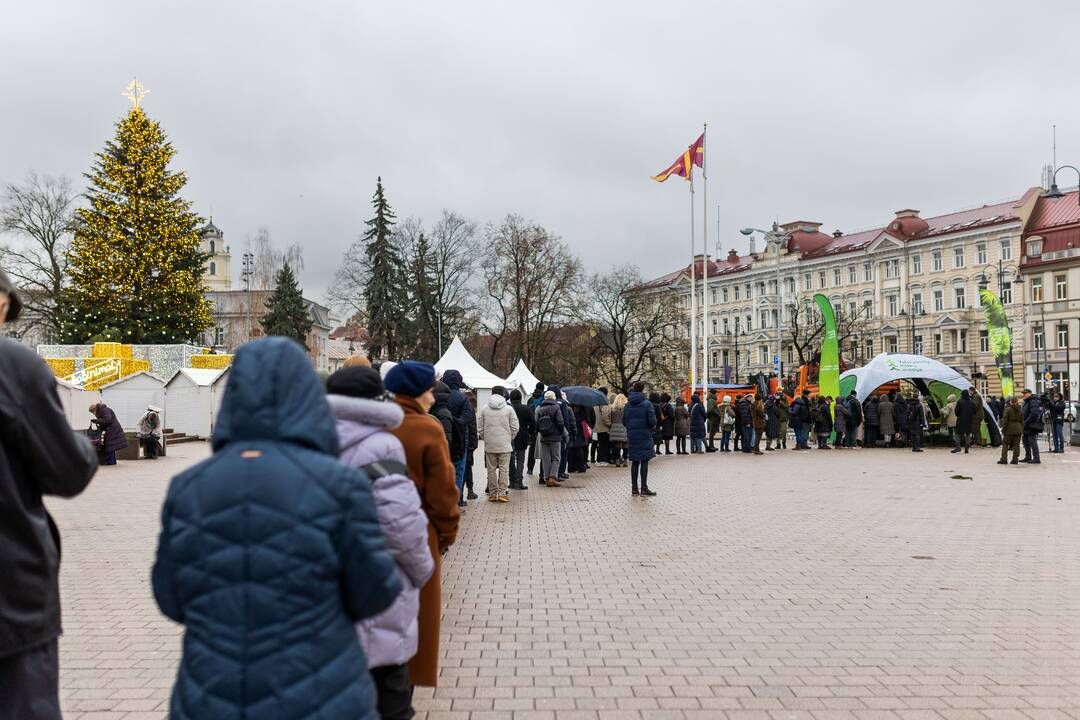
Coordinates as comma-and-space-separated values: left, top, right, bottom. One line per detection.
122, 78, 149, 108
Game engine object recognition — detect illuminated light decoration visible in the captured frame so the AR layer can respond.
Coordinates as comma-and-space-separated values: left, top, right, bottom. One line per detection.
122, 78, 150, 107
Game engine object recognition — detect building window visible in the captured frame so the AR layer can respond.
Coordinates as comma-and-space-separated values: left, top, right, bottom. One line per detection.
746, 284, 752, 299
214, 326, 224, 345
711, 318, 718, 334
1027, 240, 1042, 258
932, 250, 943, 271
954, 286, 965, 309
933, 289, 944, 311
887, 336, 898, 353
1000, 238, 1012, 261
886, 259, 899, 278
209, 239, 215, 255
912, 292, 923, 314
760, 346, 769, 365
209, 261, 216, 276
863, 299, 873, 318
787, 347, 794, 364
833, 268, 842, 286
786, 277, 796, 294
771, 309, 778, 327
914, 335, 924, 354
912, 254, 922, 275
864, 338, 873, 358
760, 310, 768, 329
1058, 323, 1069, 348
848, 301, 856, 317
722, 287, 729, 303
953, 246, 965, 268
804, 273, 812, 291
745, 315, 752, 331
848, 265, 856, 283
976, 242, 987, 264
1034, 326, 1044, 350
1002, 281, 1013, 304
1031, 277, 1043, 303
734, 316, 741, 332
864, 262, 873, 281
733, 285, 740, 301
722, 317, 729, 333
958, 330, 967, 353
768, 279, 777, 295
979, 330, 989, 353
934, 333, 942, 355
1056, 274, 1068, 300
818, 271, 826, 289
887, 295, 898, 316
711, 288, 717, 304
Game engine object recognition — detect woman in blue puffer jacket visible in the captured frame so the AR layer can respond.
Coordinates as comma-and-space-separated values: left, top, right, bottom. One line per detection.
621, 382, 657, 497
327, 365, 435, 720
152, 338, 401, 720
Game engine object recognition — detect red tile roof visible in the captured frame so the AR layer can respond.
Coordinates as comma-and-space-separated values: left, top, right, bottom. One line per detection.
1028, 189, 1080, 230
1022, 190, 1080, 268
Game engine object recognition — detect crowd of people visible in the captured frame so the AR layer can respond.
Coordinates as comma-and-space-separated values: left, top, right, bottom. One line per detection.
0, 247, 1070, 720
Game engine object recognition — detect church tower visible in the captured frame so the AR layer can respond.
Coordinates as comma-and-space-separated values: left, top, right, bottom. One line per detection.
200, 219, 232, 291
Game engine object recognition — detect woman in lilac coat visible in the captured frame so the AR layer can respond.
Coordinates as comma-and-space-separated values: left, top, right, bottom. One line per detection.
326, 366, 435, 720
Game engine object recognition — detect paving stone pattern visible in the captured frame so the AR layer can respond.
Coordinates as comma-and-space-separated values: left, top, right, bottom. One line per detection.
48, 443, 1080, 719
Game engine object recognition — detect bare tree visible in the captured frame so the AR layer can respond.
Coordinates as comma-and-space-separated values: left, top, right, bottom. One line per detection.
479, 215, 583, 377
244, 227, 304, 291
589, 265, 687, 393
786, 295, 874, 367
0, 173, 76, 340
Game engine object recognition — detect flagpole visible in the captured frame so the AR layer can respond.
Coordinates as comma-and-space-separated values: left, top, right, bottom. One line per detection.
689, 168, 697, 400
701, 122, 708, 402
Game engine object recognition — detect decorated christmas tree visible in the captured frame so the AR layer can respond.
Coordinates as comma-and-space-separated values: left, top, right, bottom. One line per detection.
60, 85, 212, 344
363, 177, 406, 360
261, 263, 312, 349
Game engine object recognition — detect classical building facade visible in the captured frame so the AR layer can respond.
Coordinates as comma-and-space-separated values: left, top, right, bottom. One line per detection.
638, 186, 1051, 397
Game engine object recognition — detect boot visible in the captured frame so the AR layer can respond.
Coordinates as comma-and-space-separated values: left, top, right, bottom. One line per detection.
546, 476, 561, 487
631, 482, 639, 496
640, 484, 656, 497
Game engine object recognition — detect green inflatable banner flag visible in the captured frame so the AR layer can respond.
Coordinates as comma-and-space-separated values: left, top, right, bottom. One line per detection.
813, 293, 840, 417
978, 288, 1014, 397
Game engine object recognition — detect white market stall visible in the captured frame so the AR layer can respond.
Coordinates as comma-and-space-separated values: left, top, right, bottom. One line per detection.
55, 378, 101, 430
99, 371, 167, 430
505, 359, 543, 395
434, 336, 509, 407
165, 367, 230, 439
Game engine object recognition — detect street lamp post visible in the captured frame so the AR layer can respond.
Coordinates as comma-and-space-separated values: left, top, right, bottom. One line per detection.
899, 302, 926, 354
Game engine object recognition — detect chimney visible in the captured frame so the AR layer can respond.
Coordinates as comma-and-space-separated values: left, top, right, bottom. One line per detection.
747, 236, 756, 256
727, 248, 739, 263
832, 229, 843, 238
780, 220, 823, 233
894, 209, 920, 219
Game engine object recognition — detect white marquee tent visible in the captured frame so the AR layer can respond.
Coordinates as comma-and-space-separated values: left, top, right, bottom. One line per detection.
434, 337, 509, 407
165, 367, 231, 439
840, 353, 972, 403
99, 371, 167, 429
505, 359, 543, 394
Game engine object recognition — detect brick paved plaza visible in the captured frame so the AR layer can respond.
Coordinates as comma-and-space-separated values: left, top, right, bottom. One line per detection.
49, 442, 1080, 719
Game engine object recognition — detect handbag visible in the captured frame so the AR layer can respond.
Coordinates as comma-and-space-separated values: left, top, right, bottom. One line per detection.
580, 419, 592, 442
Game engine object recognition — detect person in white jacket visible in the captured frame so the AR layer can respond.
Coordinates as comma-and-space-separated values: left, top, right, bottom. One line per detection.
477, 386, 519, 503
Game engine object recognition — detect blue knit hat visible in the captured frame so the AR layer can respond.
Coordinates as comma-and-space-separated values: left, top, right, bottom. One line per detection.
384, 360, 436, 397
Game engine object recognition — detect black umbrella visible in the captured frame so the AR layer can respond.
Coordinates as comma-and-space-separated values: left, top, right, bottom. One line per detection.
560, 386, 608, 406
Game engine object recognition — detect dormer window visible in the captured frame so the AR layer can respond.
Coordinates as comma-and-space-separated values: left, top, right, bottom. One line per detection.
1027, 239, 1042, 258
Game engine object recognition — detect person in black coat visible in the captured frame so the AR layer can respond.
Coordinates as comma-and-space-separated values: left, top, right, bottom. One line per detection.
0, 274, 98, 719
894, 395, 909, 446
863, 395, 880, 448
508, 389, 536, 489
734, 396, 752, 453
688, 393, 707, 453
91, 402, 128, 465
623, 383, 657, 496
813, 396, 834, 448
790, 391, 812, 449
1021, 389, 1043, 464
907, 394, 927, 452
658, 393, 675, 454
953, 390, 976, 454
440, 370, 476, 505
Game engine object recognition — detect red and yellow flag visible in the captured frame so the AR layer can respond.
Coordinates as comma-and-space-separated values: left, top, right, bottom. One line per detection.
652, 133, 704, 182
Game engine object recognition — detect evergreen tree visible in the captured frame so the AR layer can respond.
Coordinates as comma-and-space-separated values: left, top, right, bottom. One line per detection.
60, 106, 212, 344
408, 231, 441, 362
261, 263, 312, 349
363, 177, 406, 359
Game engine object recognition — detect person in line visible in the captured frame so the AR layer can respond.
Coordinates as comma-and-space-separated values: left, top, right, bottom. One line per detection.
658, 393, 675, 455
383, 361, 461, 689
944, 393, 960, 451
648, 392, 664, 456
608, 392, 629, 467
863, 394, 879, 448
534, 390, 565, 486
813, 396, 834, 449
878, 392, 896, 447
477, 385, 518, 502
689, 393, 707, 454
908, 392, 927, 452
751, 394, 766, 455
735, 394, 752, 453
1049, 391, 1067, 454
764, 395, 780, 451
844, 391, 862, 448
776, 395, 790, 449
592, 388, 612, 466
1021, 389, 1043, 464
567, 404, 589, 473
137, 405, 163, 460
90, 402, 128, 465
462, 389, 479, 500
673, 398, 690, 454
705, 389, 721, 452
719, 395, 735, 452
970, 387, 987, 447
0, 272, 98, 720
546, 385, 573, 481
954, 389, 976, 454
789, 390, 810, 450
440, 370, 475, 507
832, 393, 849, 449
623, 382, 657, 496
327, 365, 435, 720
894, 393, 909, 447
998, 396, 1024, 465
525, 382, 545, 474
509, 389, 535, 489
429, 381, 465, 472
152, 338, 401, 720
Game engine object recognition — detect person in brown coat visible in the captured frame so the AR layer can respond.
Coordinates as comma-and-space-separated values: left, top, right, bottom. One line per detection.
384, 361, 461, 688
751, 395, 766, 455
997, 396, 1024, 465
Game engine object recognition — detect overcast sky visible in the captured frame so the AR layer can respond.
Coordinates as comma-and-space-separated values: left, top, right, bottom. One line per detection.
2, 0, 1077, 306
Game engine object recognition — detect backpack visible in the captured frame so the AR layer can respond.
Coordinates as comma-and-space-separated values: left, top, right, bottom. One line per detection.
448, 414, 466, 462
537, 405, 559, 439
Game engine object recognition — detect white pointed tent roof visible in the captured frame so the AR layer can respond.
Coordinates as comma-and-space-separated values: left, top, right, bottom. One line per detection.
505, 359, 542, 393
840, 353, 972, 402
434, 337, 508, 390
